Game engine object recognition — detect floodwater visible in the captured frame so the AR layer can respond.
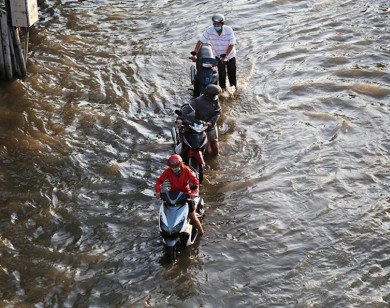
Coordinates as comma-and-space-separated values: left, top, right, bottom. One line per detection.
1, 0, 389, 307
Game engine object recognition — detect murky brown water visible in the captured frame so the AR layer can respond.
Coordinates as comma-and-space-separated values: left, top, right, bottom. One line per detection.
1, 0, 389, 307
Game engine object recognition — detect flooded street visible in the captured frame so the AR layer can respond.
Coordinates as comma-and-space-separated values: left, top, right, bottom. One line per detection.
0, 0, 389, 307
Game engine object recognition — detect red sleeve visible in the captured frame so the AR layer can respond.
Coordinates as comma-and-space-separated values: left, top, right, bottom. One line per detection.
155, 168, 170, 194
187, 167, 199, 194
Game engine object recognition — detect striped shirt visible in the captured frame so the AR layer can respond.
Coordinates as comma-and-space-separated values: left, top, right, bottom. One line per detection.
199, 25, 236, 60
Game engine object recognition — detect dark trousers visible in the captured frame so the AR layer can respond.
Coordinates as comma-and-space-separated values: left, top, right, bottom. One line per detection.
218, 57, 237, 89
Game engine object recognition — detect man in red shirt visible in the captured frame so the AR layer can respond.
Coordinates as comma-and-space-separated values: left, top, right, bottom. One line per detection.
156, 154, 204, 235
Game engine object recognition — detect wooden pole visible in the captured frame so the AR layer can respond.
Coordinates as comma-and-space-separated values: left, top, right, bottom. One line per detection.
14, 27, 26, 77
24, 29, 29, 64
0, 21, 5, 79
0, 1, 32, 79
0, 1, 12, 79
9, 26, 21, 77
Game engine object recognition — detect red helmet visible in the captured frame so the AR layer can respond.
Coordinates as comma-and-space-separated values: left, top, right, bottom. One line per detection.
167, 154, 182, 168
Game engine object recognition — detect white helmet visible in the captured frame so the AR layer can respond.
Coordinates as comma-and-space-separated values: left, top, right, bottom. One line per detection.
212, 14, 225, 23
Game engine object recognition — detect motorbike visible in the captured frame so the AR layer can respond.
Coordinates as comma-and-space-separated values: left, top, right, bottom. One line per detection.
171, 107, 208, 184
159, 190, 205, 262
190, 43, 225, 97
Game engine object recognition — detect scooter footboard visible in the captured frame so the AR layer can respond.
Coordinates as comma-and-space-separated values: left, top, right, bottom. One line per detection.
184, 223, 197, 246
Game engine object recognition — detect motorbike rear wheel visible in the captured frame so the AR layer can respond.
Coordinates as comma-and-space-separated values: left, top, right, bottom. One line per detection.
189, 157, 204, 184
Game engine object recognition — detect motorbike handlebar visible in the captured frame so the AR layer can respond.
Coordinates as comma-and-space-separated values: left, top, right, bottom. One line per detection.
175, 109, 208, 128
189, 51, 197, 62
160, 191, 191, 205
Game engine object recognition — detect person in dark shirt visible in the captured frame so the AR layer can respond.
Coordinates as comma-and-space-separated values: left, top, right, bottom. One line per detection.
177, 84, 222, 157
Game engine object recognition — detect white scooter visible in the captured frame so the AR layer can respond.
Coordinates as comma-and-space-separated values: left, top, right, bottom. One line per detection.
158, 190, 204, 262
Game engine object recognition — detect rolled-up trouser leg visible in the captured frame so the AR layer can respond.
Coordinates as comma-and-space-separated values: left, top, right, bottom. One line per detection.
206, 127, 219, 156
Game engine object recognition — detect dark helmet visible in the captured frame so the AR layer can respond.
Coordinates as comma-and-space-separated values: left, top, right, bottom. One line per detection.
167, 154, 182, 168
205, 84, 222, 100
212, 14, 225, 23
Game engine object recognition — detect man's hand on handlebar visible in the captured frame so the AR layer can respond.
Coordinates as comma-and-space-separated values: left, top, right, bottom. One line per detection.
190, 51, 197, 62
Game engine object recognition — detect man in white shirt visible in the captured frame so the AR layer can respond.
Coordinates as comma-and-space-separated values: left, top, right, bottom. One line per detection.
191, 14, 237, 91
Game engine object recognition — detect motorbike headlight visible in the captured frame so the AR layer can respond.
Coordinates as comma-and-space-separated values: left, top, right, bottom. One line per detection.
160, 219, 169, 233
172, 217, 185, 234
160, 217, 185, 236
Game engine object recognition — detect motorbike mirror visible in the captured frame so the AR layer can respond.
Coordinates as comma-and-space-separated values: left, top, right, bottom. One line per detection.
220, 53, 227, 58
175, 110, 182, 116
190, 51, 197, 56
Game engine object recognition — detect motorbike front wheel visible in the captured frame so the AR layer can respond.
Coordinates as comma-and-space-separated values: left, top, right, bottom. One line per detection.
168, 245, 178, 262
189, 157, 204, 184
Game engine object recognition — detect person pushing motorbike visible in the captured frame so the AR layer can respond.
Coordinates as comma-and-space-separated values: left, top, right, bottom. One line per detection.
177, 84, 222, 157
156, 154, 204, 236
191, 13, 237, 91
